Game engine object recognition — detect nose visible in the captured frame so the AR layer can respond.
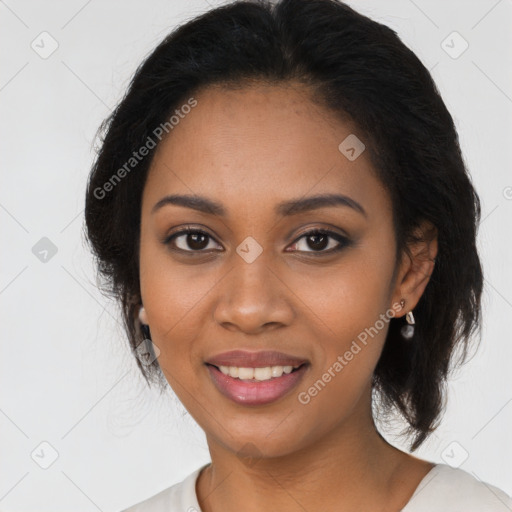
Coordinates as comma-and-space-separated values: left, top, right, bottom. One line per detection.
213, 253, 294, 334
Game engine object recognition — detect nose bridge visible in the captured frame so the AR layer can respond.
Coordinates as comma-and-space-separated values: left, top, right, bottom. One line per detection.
214, 245, 292, 331
227, 245, 276, 305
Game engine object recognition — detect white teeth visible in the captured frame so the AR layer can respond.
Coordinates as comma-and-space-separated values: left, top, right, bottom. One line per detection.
217, 365, 299, 380
238, 367, 254, 380
254, 367, 272, 380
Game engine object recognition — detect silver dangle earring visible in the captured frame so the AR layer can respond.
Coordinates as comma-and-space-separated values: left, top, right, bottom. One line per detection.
135, 305, 159, 365
138, 305, 151, 339
399, 299, 415, 339
138, 305, 148, 325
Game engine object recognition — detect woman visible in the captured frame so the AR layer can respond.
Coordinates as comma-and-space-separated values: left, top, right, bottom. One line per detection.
84, 0, 512, 510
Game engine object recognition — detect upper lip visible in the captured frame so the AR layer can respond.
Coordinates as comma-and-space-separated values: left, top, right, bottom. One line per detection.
205, 350, 308, 368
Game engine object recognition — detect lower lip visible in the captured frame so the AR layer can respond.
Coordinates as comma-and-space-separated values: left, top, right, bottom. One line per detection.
206, 364, 308, 406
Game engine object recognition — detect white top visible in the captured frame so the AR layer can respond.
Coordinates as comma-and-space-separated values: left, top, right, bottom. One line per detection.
122, 462, 512, 511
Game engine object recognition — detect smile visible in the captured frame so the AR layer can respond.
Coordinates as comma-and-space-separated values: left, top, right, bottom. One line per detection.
205, 363, 309, 406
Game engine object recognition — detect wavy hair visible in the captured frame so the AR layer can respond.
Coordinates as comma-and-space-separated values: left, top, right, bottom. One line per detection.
84, 0, 483, 451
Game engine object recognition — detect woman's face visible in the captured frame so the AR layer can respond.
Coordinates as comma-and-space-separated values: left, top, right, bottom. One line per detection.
139, 83, 405, 459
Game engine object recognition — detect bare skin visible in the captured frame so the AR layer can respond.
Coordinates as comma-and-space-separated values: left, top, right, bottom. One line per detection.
138, 81, 438, 512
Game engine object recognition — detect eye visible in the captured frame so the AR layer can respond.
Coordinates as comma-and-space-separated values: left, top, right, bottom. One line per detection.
164, 227, 351, 255
164, 227, 222, 253
287, 229, 350, 255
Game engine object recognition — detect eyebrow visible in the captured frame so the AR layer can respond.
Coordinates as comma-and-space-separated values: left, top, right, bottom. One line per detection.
151, 193, 367, 218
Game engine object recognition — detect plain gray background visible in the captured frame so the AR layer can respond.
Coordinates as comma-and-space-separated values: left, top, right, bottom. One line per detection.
1, 0, 511, 510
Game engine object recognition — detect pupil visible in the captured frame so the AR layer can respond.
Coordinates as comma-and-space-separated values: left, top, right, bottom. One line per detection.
308, 233, 328, 251
188, 233, 208, 250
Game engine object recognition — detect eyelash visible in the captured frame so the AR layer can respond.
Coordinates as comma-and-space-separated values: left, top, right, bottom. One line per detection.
163, 227, 351, 256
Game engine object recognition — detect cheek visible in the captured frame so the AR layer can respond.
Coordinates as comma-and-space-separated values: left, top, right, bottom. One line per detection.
303, 248, 394, 344
296, 245, 396, 396
139, 238, 222, 377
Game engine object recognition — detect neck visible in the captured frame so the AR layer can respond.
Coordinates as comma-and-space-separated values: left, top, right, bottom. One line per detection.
196, 386, 428, 512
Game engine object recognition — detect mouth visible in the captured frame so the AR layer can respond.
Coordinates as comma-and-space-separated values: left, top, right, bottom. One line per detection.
205, 362, 306, 380
205, 362, 309, 406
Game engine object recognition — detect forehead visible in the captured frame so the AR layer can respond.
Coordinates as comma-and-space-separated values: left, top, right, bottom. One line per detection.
143, 83, 390, 220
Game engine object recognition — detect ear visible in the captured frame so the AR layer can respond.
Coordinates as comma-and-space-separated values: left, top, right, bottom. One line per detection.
391, 220, 438, 318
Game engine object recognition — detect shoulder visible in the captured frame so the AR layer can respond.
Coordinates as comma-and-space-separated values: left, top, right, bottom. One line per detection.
121, 463, 208, 512
403, 463, 512, 512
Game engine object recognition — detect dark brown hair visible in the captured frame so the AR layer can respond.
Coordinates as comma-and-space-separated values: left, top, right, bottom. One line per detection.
84, 0, 483, 451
